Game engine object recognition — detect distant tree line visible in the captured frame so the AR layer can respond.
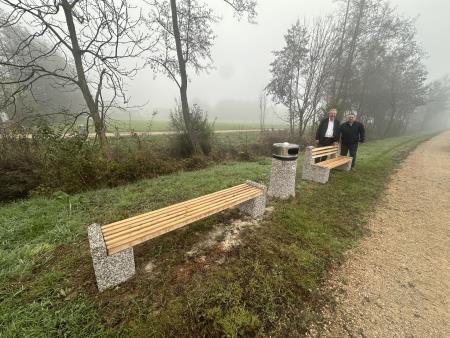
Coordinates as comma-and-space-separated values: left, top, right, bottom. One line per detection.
266, 0, 449, 138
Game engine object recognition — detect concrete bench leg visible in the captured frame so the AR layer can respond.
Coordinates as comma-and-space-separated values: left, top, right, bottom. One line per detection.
238, 181, 267, 218
301, 164, 330, 184
88, 223, 135, 292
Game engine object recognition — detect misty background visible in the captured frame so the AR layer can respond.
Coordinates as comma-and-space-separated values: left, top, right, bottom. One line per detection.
121, 0, 450, 122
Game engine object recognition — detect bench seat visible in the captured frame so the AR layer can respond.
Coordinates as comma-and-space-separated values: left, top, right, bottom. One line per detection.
315, 156, 352, 169
101, 183, 264, 255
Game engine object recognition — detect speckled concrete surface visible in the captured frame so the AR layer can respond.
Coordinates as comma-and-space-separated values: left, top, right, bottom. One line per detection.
238, 181, 267, 218
302, 147, 330, 183
88, 223, 136, 292
267, 158, 298, 198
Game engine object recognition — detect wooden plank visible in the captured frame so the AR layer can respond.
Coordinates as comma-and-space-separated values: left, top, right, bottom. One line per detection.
311, 145, 337, 152
102, 184, 253, 230
312, 146, 338, 153
104, 189, 261, 248
311, 147, 339, 155
106, 190, 262, 254
102, 185, 258, 235
103, 188, 261, 239
312, 152, 338, 159
314, 157, 345, 166
317, 157, 351, 168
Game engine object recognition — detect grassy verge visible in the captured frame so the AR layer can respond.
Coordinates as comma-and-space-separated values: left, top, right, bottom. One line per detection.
0, 133, 434, 337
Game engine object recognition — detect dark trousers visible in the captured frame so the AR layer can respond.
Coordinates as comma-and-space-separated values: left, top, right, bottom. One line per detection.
316, 137, 335, 162
341, 142, 358, 168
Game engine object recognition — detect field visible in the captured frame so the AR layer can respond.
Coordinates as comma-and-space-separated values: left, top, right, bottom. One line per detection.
103, 119, 288, 132
0, 133, 434, 337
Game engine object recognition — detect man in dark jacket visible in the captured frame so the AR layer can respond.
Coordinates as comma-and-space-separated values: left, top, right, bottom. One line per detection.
339, 113, 365, 169
315, 107, 340, 147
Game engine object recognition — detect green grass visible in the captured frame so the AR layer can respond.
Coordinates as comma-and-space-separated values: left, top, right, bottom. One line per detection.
0, 133, 435, 337
104, 120, 288, 132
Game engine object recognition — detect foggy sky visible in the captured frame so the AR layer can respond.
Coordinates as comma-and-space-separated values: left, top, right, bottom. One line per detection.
126, 0, 450, 121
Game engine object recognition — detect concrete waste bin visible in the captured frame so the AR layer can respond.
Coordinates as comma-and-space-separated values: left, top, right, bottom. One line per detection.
267, 142, 300, 199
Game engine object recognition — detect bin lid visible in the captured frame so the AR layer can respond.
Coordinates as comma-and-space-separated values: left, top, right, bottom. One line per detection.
272, 142, 299, 160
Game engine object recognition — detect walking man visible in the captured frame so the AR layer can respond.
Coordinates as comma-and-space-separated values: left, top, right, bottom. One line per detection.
339, 113, 365, 169
315, 107, 340, 147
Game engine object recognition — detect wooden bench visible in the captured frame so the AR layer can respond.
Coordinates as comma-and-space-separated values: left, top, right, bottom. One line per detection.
87, 180, 267, 291
301, 145, 352, 183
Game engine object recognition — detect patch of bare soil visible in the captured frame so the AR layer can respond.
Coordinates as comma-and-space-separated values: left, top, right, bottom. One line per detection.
309, 132, 450, 337
141, 207, 274, 281
186, 206, 274, 259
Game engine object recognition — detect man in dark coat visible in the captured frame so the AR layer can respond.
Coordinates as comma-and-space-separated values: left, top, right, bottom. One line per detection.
339, 113, 365, 169
315, 107, 340, 147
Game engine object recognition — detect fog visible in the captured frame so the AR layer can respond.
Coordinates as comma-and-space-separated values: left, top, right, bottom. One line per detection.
123, 0, 450, 122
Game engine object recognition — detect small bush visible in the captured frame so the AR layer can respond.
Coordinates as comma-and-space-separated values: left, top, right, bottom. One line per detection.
0, 126, 41, 200
170, 104, 215, 157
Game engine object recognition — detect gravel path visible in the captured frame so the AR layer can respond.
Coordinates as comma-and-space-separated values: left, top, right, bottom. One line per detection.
310, 132, 450, 337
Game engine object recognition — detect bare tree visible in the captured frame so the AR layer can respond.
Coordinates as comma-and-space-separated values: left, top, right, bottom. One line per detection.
0, 21, 84, 123
145, 0, 217, 153
267, 18, 337, 137
266, 20, 308, 136
145, 0, 257, 154
296, 17, 338, 136
0, 0, 146, 149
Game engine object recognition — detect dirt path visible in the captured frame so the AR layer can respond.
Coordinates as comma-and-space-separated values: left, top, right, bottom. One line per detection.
310, 131, 450, 337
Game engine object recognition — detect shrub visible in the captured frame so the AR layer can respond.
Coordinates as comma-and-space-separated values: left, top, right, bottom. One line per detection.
0, 126, 41, 200
170, 104, 215, 157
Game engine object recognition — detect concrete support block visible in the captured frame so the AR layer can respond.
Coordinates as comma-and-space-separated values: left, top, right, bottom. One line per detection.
301, 164, 330, 184
88, 223, 135, 292
267, 158, 298, 199
301, 146, 330, 184
238, 181, 267, 218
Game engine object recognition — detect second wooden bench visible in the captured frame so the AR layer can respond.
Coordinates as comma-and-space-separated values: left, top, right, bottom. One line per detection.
301, 145, 352, 183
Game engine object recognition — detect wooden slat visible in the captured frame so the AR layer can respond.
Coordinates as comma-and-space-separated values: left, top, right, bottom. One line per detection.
316, 156, 351, 168
102, 185, 256, 236
312, 152, 338, 159
102, 184, 250, 230
312, 146, 339, 153
103, 187, 261, 240
106, 189, 262, 254
311, 145, 337, 152
319, 157, 349, 166
312, 149, 339, 157
312, 145, 338, 151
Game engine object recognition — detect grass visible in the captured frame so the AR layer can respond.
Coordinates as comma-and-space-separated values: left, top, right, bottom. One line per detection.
104, 120, 288, 132
0, 133, 435, 337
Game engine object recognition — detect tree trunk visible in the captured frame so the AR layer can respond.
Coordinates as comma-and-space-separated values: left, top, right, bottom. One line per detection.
337, 0, 366, 112
331, 0, 351, 99
170, 0, 202, 155
61, 0, 107, 149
